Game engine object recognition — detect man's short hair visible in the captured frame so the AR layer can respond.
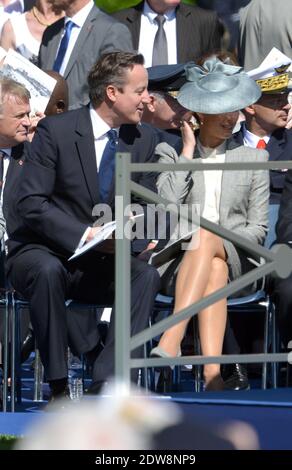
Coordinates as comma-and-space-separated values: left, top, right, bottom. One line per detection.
88, 51, 145, 107
0, 78, 31, 105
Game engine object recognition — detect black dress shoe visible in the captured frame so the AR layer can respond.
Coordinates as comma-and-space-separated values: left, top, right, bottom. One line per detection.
21, 329, 35, 363
222, 364, 250, 391
84, 380, 107, 395
84, 340, 104, 367
286, 364, 292, 387
46, 382, 71, 410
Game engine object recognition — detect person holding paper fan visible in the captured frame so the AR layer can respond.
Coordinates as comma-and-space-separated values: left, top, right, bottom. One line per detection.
151, 58, 269, 391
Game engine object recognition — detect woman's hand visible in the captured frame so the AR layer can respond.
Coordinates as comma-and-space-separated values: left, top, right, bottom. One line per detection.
181, 120, 196, 160
27, 111, 46, 142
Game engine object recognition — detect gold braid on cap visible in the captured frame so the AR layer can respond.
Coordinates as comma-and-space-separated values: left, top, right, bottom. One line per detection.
165, 90, 178, 98
256, 72, 289, 93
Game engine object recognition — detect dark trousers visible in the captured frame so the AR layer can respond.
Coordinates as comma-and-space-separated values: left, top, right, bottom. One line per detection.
272, 274, 292, 350
7, 248, 160, 382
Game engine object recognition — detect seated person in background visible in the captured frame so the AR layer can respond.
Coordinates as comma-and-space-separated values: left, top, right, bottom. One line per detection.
0, 0, 64, 63
143, 62, 194, 140
233, 48, 292, 247
271, 175, 292, 384
111, 0, 222, 67
38, 0, 133, 110
6, 51, 161, 401
0, 77, 31, 373
151, 58, 269, 391
44, 70, 69, 116
20, 69, 69, 361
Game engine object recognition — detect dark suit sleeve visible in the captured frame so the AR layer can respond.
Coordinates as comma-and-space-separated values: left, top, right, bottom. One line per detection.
276, 170, 292, 244
129, 125, 160, 253
16, 120, 88, 253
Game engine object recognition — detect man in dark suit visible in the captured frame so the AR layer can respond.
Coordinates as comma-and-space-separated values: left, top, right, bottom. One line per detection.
226, 56, 292, 389
143, 62, 193, 134
273, 171, 292, 377
39, 0, 133, 110
112, 0, 221, 68
0, 79, 31, 406
6, 51, 161, 401
233, 54, 292, 245
0, 78, 31, 277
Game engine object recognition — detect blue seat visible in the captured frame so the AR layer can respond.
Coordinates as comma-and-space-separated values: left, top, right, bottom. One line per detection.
147, 203, 280, 392
7, 296, 110, 412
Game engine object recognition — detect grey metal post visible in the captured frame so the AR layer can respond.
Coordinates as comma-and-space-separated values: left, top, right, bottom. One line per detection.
2, 292, 9, 412
115, 153, 131, 391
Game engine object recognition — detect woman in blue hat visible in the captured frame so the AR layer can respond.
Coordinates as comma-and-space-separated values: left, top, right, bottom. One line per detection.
151, 58, 269, 391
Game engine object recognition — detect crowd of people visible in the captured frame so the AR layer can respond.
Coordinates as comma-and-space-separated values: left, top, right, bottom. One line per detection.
0, 0, 292, 409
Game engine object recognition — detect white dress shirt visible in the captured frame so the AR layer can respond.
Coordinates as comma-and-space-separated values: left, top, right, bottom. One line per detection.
0, 147, 12, 243
77, 106, 119, 248
197, 140, 226, 224
243, 124, 270, 148
58, 0, 94, 76
0, 147, 12, 204
138, 2, 177, 67
89, 105, 119, 171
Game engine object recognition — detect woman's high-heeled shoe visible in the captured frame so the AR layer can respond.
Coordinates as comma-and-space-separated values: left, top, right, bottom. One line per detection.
150, 346, 181, 393
150, 346, 181, 368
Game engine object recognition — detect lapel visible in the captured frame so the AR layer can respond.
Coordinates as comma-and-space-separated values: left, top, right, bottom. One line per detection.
231, 128, 244, 147
3, 143, 25, 218
220, 149, 235, 216
192, 146, 205, 210
106, 124, 139, 206
6, 143, 25, 187
267, 128, 286, 161
64, 6, 97, 79
175, 4, 189, 63
75, 106, 99, 206
46, 19, 65, 69
126, 4, 143, 50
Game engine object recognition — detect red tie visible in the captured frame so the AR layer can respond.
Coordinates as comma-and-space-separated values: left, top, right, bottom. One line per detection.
256, 139, 266, 149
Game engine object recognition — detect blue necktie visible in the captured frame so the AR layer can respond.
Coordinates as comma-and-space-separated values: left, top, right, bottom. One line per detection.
99, 130, 118, 202
53, 20, 76, 72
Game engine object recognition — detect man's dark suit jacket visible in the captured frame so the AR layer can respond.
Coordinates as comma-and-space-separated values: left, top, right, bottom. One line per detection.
112, 1, 221, 63
6, 107, 159, 266
2, 143, 27, 230
232, 126, 292, 203
276, 169, 292, 244
23, 0, 35, 11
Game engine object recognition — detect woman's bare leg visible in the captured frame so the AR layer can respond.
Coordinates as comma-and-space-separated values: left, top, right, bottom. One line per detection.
198, 257, 228, 389
157, 229, 227, 358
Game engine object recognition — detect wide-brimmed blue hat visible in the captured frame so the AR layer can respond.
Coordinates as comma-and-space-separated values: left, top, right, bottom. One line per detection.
177, 58, 261, 114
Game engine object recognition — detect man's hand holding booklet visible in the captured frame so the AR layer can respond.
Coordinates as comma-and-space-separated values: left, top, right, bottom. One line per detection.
69, 214, 143, 261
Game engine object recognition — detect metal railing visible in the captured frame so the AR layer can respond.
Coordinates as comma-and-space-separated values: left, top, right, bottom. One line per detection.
115, 153, 292, 390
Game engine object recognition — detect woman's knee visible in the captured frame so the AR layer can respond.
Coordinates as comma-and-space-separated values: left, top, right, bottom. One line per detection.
210, 257, 228, 286
197, 228, 223, 251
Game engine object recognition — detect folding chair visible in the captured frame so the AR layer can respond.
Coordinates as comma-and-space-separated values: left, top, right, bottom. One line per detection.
1, 289, 12, 412
9, 295, 110, 411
